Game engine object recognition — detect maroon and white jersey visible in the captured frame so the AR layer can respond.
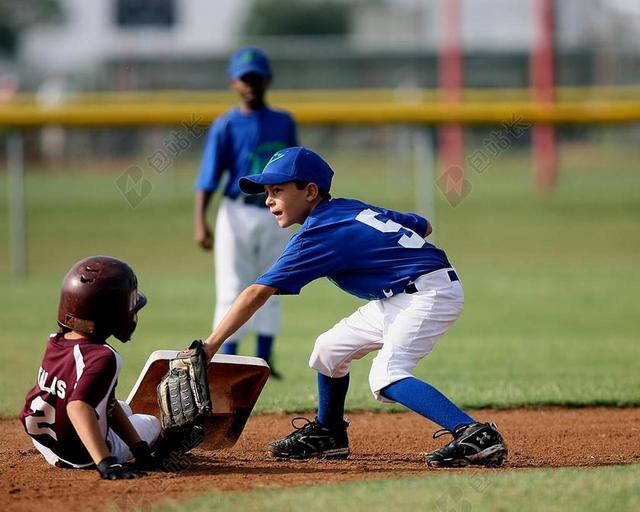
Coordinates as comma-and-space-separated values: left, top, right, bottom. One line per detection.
20, 333, 122, 467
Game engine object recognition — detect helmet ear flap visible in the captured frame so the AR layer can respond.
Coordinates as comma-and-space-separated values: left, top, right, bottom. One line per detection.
57, 256, 146, 342
60, 314, 96, 335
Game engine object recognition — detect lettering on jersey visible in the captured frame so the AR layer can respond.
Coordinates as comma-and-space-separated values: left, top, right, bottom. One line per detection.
25, 396, 57, 440
37, 367, 67, 399
355, 209, 425, 249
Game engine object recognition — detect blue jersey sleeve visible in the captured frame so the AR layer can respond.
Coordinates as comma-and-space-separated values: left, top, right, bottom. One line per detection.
256, 235, 340, 295
375, 206, 429, 237
194, 117, 230, 192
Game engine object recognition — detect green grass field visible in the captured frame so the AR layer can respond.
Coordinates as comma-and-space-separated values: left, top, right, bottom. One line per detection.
1, 145, 638, 414
1, 143, 639, 511
155, 464, 640, 512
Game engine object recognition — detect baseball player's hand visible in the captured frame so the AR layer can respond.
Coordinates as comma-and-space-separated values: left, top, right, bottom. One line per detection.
180, 339, 214, 361
96, 456, 148, 480
195, 222, 213, 251
202, 342, 216, 362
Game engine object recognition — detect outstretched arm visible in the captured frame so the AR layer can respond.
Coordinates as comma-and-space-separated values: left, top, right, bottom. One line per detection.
67, 400, 111, 464
203, 284, 278, 360
68, 400, 148, 479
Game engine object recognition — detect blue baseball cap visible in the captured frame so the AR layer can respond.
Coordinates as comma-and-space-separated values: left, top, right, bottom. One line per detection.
228, 47, 272, 79
239, 147, 334, 195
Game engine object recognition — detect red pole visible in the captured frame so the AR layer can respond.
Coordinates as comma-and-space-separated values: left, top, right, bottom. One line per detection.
531, 0, 557, 192
439, 0, 464, 184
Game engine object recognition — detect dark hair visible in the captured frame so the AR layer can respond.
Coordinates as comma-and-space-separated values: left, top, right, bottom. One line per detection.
293, 180, 331, 200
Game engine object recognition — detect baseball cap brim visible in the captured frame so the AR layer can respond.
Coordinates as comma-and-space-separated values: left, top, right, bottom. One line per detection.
239, 172, 293, 194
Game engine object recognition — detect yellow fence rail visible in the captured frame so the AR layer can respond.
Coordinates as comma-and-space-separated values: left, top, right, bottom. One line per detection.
2, 86, 640, 126
1, 100, 640, 126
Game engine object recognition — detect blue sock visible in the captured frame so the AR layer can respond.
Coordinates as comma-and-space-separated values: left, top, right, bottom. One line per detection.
317, 373, 350, 430
256, 334, 274, 361
220, 341, 238, 355
380, 377, 475, 431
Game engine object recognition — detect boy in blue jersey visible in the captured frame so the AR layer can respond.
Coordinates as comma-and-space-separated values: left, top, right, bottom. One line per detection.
194, 47, 297, 378
200, 147, 508, 468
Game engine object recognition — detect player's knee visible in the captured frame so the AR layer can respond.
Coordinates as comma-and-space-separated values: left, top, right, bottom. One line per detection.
117, 400, 133, 417
308, 332, 340, 376
145, 415, 162, 445
368, 358, 413, 399
368, 361, 384, 394
131, 414, 161, 446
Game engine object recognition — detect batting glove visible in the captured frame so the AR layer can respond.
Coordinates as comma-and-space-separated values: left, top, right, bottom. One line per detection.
96, 456, 148, 480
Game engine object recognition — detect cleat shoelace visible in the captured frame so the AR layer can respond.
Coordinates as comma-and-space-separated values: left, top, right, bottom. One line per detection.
291, 417, 314, 429
432, 428, 454, 440
280, 417, 317, 440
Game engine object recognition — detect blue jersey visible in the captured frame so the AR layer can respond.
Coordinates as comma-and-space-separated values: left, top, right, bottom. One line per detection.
256, 198, 453, 300
195, 106, 297, 198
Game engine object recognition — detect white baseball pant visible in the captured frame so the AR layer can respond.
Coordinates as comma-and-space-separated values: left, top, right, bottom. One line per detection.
107, 401, 161, 463
32, 400, 161, 467
213, 197, 290, 342
309, 268, 464, 402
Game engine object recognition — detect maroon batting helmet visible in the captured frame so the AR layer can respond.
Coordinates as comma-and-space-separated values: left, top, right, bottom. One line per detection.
57, 256, 147, 343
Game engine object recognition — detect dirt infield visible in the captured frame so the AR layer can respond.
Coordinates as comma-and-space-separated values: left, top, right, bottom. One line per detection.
3, 407, 639, 511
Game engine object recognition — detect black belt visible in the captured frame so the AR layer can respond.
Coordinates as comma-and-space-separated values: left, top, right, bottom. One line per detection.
241, 193, 268, 208
404, 270, 459, 294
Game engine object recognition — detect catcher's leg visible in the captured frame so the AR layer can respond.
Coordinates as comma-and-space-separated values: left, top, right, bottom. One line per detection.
370, 279, 506, 467
368, 284, 466, 415
267, 302, 384, 460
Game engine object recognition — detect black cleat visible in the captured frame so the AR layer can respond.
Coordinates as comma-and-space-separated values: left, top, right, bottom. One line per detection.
425, 422, 507, 468
267, 417, 350, 460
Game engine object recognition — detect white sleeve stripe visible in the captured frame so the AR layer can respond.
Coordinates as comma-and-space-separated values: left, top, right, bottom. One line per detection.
73, 344, 85, 390
94, 344, 122, 440
103, 344, 123, 377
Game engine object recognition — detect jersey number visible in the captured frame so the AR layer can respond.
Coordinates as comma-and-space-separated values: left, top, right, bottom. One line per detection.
355, 209, 425, 249
24, 396, 57, 440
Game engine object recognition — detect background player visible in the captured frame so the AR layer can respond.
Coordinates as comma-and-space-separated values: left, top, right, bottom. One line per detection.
20, 256, 161, 479
194, 47, 297, 378
199, 146, 508, 468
